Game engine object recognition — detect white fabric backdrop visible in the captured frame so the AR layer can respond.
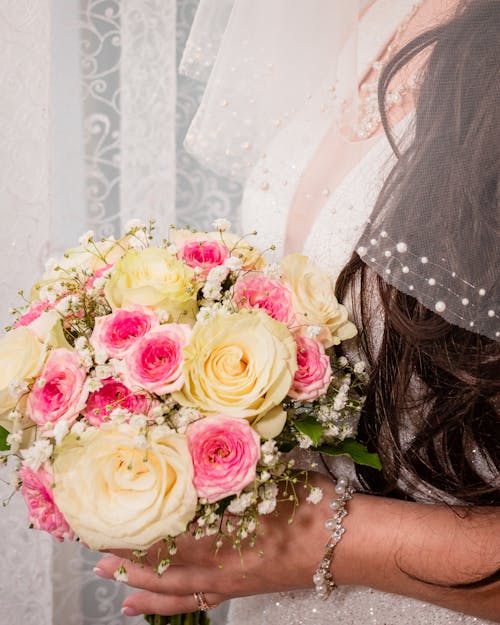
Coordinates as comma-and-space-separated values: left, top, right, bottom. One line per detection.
0, 1, 175, 623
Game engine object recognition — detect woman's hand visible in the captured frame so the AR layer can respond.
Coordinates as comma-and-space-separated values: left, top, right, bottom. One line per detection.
94, 471, 336, 616
94, 471, 500, 621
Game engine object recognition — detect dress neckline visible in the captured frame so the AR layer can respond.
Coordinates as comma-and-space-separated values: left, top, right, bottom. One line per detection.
282, 0, 419, 254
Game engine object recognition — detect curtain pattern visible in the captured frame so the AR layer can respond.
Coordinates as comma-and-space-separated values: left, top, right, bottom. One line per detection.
176, 0, 242, 231
0, 0, 233, 623
0, 2, 54, 624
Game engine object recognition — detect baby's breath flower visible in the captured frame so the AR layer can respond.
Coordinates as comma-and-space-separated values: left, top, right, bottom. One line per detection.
306, 486, 324, 504
202, 282, 222, 301
333, 393, 347, 411
8, 409, 22, 422
212, 218, 231, 232
129, 229, 149, 250
338, 356, 348, 368
354, 361, 366, 374
324, 424, 340, 439
149, 404, 164, 419
94, 364, 115, 380
78, 230, 94, 246
247, 521, 257, 534
158, 310, 170, 324
78, 349, 93, 370
259, 470, 271, 482
257, 498, 276, 515
169, 406, 201, 433
196, 306, 217, 323
156, 559, 170, 575
93, 349, 108, 366
109, 407, 131, 423
39, 286, 58, 304
20, 439, 53, 471
224, 256, 243, 272
8, 379, 29, 399
227, 492, 254, 514
124, 218, 146, 232
260, 440, 281, 467
74, 337, 88, 352
113, 566, 128, 583
297, 434, 314, 449
263, 263, 281, 279
6, 431, 23, 452
53, 420, 70, 446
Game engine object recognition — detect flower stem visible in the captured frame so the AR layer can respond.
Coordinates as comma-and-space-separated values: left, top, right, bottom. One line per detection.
144, 612, 210, 625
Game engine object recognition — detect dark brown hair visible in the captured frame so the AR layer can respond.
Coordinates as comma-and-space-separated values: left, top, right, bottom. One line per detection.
336, 0, 500, 506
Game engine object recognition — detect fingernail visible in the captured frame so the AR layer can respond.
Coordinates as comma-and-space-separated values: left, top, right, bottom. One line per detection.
121, 607, 141, 617
93, 567, 107, 578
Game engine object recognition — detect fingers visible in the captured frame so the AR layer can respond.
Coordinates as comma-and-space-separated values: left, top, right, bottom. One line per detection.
94, 554, 224, 596
121, 590, 224, 617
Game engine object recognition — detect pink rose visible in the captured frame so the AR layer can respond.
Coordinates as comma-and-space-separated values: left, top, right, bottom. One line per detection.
232, 273, 296, 327
288, 335, 332, 401
19, 463, 74, 542
117, 324, 191, 395
82, 377, 152, 426
178, 239, 229, 277
187, 415, 260, 503
14, 300, 53, 327
27, 348, 89, 427
90, 306, 158, 359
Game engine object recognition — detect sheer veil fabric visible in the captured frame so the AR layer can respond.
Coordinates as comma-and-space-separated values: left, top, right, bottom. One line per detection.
181, 0, 498, 341
180, 2, 498, 624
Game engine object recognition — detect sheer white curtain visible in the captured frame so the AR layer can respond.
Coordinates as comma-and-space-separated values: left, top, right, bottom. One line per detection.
0, 1, 175, 623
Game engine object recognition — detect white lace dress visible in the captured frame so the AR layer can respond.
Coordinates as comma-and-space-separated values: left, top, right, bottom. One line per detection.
224, 11, 495, 625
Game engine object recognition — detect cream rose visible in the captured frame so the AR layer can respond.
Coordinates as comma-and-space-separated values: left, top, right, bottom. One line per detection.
44, 238, 129, 280
281, 254, 357, 347
104, 247, 199, 322
52, 424, 197, 550
0, 327, 46, 415
173, 310, 297, 437
32, 237, 130, 300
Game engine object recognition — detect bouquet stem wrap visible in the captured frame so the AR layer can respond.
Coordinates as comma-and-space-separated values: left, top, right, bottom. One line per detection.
145, 611, 210, 625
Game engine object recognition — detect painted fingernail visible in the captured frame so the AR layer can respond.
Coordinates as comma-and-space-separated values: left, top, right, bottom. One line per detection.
121, 607, 141, 617
93, 567, 107, 578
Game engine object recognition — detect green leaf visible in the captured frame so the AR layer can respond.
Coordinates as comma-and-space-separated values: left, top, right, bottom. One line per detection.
293, 416, 324, 446
0, 425, 10, 451
317, 439, 382, 470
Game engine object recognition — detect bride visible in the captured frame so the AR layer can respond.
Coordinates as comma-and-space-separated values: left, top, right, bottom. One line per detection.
94, 0, 500, 623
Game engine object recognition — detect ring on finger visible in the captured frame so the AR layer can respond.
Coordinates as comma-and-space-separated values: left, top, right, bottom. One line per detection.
193, 591, 218, 611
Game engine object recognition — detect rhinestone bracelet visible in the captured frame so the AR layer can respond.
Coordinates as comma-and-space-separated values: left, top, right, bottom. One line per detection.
312, 477, 353, 599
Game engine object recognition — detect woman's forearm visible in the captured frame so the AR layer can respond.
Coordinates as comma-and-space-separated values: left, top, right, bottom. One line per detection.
321, 482, 500, 621
95, 472, 500, 621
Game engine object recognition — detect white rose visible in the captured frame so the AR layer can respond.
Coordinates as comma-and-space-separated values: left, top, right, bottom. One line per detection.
0, 327, 46, 414
52, 424, 197, 550
281, 254, 357, 347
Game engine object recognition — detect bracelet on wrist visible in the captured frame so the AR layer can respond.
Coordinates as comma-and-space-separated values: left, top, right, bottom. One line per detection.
312, 477, 353, 600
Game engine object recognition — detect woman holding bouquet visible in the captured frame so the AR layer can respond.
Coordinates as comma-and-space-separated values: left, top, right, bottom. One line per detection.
95, 0, 500, 623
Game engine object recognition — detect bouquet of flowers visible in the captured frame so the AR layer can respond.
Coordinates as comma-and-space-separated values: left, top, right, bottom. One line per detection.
0, 219, 380, 625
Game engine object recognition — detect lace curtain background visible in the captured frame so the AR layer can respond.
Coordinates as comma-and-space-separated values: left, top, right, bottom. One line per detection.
0, 0, 236, 623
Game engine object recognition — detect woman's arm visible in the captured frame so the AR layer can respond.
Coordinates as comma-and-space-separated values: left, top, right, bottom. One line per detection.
95, 472, 500, 621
